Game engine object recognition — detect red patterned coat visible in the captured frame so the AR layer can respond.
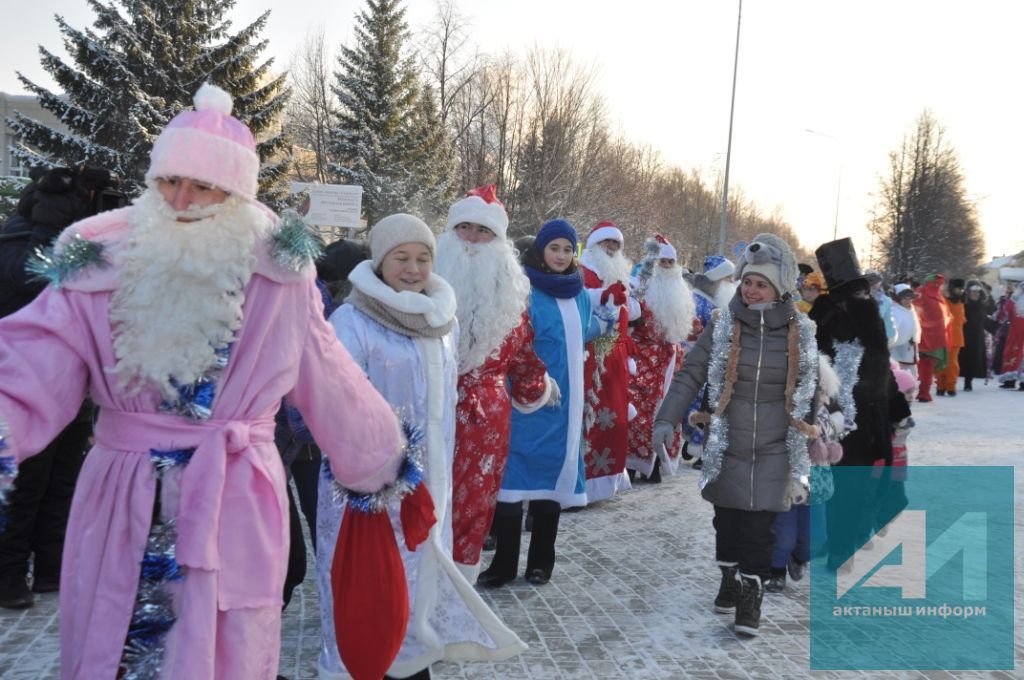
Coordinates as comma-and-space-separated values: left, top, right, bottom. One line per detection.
627, 302, 682, 477
580, 265, 634, 503
452, 314, 550, 568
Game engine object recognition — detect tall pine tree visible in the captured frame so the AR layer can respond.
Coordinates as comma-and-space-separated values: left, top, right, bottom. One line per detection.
9, 0, 289, 203
331, 0, 454, 226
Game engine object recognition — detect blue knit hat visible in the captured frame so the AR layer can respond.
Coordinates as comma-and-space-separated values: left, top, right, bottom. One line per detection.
536, 219, 578, 252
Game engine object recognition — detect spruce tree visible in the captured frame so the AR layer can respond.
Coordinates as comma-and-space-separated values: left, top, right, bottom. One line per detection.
9, 0, 289, 204
331, 0, 454, 226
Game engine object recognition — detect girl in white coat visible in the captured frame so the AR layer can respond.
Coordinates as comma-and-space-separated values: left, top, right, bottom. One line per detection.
316, 214, 525, 680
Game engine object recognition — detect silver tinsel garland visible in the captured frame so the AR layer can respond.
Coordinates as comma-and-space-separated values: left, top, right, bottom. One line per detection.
325, 419, 427, 514
0, 422, 14, 531
831, 340, 865, 437
698, 305, 734, 489
160, 346, 230, 422
26, 234, 108, 288
271, 210, 324, 272
785, 314, 820, 482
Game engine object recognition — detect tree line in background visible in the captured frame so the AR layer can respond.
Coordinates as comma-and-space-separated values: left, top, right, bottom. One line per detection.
5, 0, 987, 276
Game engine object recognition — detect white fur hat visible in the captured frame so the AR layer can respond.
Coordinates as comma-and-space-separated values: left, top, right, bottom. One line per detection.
586, 221, 625, 249
445, 185, 509, 240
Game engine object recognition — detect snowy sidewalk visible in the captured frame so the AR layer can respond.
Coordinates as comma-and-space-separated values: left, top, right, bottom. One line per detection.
2, 381, 1022, 679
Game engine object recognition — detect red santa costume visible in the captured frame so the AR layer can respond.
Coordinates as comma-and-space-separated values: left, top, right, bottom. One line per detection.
998, 282, 1024, 384
434, 186, 554, 581
578, 221, 640, 503
626, 236, 696, 478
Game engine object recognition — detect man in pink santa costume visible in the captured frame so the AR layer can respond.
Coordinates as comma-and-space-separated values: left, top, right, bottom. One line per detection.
434, 185, 557, 582
626, 235, 696, 482
0, 84, 404, 679
578, 221, 640, 503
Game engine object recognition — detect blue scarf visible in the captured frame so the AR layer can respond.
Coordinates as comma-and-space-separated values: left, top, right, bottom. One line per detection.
524, 264, 583, 299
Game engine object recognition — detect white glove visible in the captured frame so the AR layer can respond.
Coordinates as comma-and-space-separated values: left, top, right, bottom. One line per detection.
652, 420, 675, 458
545, 377, 562, 409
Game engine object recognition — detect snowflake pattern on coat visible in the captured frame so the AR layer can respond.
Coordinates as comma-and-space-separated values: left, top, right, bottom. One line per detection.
627, 302, 681, 475
451, 314, 548, 566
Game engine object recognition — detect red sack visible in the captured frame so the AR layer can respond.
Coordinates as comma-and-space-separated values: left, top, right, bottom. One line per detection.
331, 506, 409, 680
399, 481, 436, 551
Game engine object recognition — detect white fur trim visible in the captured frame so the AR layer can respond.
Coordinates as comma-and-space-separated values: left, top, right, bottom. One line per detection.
511, 373, 554, 414
585, 225, 624, 249
585, 469, 631, 504
817, 354, 840, 399
659, 243, 677, 260
627, 402, 637, 421
193, 83, 234, 115
145, 127, 259, 200
705, 258, 735, 282
348, 260, 457, 328
445, 195, 508, 240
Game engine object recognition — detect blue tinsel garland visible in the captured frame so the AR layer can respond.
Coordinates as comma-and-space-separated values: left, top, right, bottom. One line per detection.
271, 210, 324, 273
324, 420, 426, 514
26, 234, 108, 288
0, 424, 14, 532
160, 346, 230, 422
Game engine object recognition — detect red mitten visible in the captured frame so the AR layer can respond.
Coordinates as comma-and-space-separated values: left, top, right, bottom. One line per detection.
399, 481, 436, 551
600, 281, 627, 306
332, 507, 409, 680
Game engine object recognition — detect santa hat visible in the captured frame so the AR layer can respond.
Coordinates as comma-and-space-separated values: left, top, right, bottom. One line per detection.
703, 255, 735, 282
445, 184, 509, 240
654, 233, 676, 260
145, 83, 260, 201
586, 221, 624, 250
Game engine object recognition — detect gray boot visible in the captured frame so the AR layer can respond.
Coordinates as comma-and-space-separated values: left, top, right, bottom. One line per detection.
734, 573, 764, 636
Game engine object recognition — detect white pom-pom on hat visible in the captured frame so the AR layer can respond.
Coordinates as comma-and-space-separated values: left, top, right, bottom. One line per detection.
193, 82, 234, 115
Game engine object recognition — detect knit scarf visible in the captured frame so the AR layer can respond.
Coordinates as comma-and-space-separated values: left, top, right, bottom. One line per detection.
346, 261, 456, 339
521, 245, 583, 299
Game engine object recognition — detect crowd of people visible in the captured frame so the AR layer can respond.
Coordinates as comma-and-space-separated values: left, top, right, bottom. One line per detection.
0, 83, 1019, 679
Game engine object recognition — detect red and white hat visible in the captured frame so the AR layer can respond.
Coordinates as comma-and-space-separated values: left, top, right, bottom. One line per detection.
655, 233, 677, 260
145, 83, 260, 201
586, 220, 625, 249
445, 184, 509, 240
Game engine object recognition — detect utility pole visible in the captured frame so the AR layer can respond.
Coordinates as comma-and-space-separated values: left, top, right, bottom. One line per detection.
718, 0, 742, 257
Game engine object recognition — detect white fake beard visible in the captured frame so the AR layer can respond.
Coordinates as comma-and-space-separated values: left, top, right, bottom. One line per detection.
109, 187, 273, 399
714, 279, 737, 310
1014, 286, 1024, 317
581, 245, 632, 286
434, 230, 530, 374
644, 265, 695, 344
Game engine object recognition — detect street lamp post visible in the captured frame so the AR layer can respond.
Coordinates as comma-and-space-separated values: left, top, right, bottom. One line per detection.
718, 0, 742, 257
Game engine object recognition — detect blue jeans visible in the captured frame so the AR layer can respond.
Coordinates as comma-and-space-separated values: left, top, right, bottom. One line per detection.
771, 504, 826, 569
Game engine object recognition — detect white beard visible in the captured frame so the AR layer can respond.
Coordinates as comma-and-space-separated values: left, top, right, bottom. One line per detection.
643, 265, 695, 344
580, 246, 632, 286
109, 187, 273, 399
715, 279, 737, 310
434, 230, 530, 374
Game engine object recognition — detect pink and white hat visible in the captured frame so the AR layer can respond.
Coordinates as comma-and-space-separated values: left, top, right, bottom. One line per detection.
145, 83, 260, 201
445, 184, 509, 240
655, 234, 677, 260
586, 220, 625, 249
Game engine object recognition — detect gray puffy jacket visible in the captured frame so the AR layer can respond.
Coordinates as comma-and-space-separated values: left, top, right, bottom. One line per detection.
657, 294, 799, 512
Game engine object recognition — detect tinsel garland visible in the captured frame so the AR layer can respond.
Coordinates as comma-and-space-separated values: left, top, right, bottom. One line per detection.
325, 420, 426, 514
784, 314, 819, 482
161, 346, 230, 421
0, 423, 14, 532
830, 340, 865, 437
698, 306, 734, 489
120, 448, 192, 679
26, 234, 108, 288
271, 210, 324, 272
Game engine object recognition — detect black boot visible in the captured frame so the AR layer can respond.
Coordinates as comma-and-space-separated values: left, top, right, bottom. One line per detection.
713, 562, 740, 613
477, 503, 521, 588
0, 572, 34, 609
963, 378, 973, 392
765, 567, 787, 593
680, 441, 694, 461
999, 380, 1017, 389
525, 501, 560, 584
734, 574, 764, 636
647, 457, 662, 484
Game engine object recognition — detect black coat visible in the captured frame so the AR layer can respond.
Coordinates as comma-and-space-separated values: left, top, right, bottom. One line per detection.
810, 293, 899, 466
959, 298, 988, 379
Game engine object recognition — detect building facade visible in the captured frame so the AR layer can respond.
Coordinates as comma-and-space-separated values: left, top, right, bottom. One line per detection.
1, 92, 67, 178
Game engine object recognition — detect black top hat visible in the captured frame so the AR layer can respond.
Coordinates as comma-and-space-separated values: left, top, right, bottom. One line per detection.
815, 237, 867, 293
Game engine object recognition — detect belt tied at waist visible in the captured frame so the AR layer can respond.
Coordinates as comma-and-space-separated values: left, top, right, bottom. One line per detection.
95, 409, 276, 572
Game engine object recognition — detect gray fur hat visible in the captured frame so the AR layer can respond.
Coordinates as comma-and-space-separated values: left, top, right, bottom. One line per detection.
736, 232, 798, 299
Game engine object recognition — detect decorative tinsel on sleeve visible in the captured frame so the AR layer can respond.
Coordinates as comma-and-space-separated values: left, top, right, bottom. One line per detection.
119, 447, 194, 679
698, 306, 734, 489
830, 340, 865, 436
0, 424, 15, 532
784, 314, 820, 482
271, 210, 324, 273
324, 421, 425, 514
26, 234, 108, 288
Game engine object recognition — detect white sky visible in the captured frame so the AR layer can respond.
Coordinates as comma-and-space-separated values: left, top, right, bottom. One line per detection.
4, 0, 1023, 262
